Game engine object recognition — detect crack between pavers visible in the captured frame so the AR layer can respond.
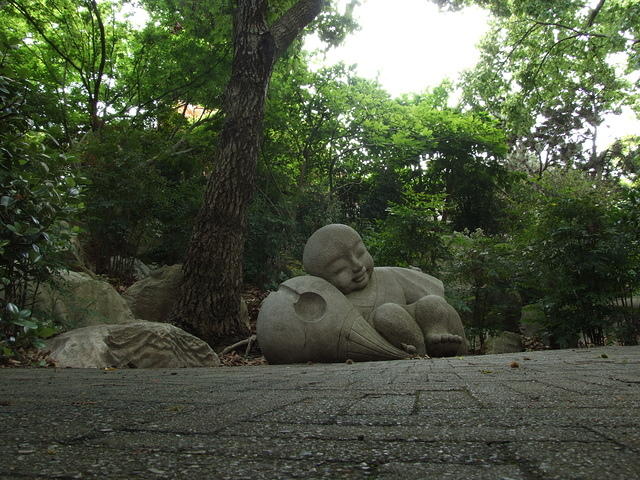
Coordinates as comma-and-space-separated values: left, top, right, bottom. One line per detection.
410, 390, 421, 415
610, 376, 640, 384
501, 442, 556, 480
59, 396, 315, 444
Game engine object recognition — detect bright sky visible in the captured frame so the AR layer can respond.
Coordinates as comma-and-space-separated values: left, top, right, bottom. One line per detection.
305, 0, 639, 148
306, 0, 490, 97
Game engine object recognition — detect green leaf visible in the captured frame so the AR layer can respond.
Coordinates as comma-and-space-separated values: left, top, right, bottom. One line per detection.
6, 303, 20, 316
36, 326, 57, 339
12, 318, 38, 329
1, 346, 15, 357
6, 224, 21, 235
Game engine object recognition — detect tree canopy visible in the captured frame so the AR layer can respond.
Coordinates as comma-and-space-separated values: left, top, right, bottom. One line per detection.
1, 0, 639, 358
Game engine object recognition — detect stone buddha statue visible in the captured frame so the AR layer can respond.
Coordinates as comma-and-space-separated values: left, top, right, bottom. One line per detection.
256, 224, 468, 364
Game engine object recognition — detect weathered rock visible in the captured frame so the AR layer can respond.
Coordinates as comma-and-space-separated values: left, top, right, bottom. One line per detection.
124, 264, 249, 328
109, 256, 151, 281
615, 295, 640, 311
132, 259, 151, 281
35, 271, 135, 329
485, 331, 524, 354
45, 321, 219, 368
123, 265, 184, 323
59, 235, 90, 272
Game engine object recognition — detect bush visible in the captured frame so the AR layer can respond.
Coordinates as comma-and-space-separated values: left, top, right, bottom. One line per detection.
245, 195, 297, 289
443, 229, 521, 352
78, 124, 209, 277
0, 76, 82, 357
516, 172, 640, 346
365, 191, 449, 274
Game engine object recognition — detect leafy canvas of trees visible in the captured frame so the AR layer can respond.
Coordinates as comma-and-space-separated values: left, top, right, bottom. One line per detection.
1, 0, 639, 357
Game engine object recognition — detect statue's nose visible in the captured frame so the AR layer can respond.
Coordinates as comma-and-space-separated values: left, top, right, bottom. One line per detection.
350, 257, 365, 273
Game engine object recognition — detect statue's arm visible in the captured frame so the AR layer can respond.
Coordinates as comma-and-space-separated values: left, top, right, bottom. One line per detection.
384, 267, 445, 303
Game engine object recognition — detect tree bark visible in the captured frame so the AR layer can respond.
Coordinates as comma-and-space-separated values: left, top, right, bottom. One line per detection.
169, 0, 325, 345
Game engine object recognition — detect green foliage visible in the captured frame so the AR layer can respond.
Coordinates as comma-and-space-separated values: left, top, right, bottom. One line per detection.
2, 0, 141, 136
414, 106, 511, 232
603, 184, 640, 344
515, 171, 639, 346
79, 123, 206, 276
460, 0, 639, 173
3, 0, 638, 351
244, 195, 297, 289
365, 191, 448, 274
0, 76, 81, 356
443, 229, 521, 351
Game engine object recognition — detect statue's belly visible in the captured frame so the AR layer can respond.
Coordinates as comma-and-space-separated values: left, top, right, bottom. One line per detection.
346, 269, 406, 323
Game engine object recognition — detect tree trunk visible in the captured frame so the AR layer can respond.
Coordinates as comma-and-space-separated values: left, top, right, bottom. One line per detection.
169, 0, 325, 346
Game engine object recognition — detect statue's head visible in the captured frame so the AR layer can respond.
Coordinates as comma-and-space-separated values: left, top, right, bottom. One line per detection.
302, 224, 374, 294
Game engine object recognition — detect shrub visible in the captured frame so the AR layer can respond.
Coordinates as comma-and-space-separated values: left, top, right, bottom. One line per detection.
365, 191, 448, 274
0, 76, 82, 357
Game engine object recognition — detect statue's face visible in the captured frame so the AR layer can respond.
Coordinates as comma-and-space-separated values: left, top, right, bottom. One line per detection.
304, 225, 374, 294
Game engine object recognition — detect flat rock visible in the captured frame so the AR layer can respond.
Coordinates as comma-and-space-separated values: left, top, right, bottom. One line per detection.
45, 321, 220, 368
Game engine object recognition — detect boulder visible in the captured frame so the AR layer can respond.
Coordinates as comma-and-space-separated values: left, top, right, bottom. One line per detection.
124, 264, 249, 327
485, 331, 524, 354
123, 265, 183, 322
35, 271, 135, 329
59, 235, 89, 272
132, 258, 151, 281
45, 321, 220, 368
108, 256, 151, 281
614, 295, 640, 311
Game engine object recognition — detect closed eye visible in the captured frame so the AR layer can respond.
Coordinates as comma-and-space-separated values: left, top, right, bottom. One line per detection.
331, 265, 348, 276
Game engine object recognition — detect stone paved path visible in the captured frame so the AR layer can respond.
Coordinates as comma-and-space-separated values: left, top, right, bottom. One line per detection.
1, 346, 639, 479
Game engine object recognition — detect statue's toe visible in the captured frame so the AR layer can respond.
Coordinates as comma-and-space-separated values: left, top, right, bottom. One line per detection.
425, 333, 464, 357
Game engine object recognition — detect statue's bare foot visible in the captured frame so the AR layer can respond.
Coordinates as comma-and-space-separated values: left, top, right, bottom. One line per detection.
400, 343, 417, 354
425, 333, 464, 357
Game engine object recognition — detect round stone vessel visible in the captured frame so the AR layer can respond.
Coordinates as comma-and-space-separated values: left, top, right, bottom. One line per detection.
256, 275, 409, 364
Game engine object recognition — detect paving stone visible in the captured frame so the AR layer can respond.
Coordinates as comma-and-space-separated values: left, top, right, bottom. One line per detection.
376, 462, 527, 479
0, 345, 638, 479
507, 441, 640, 480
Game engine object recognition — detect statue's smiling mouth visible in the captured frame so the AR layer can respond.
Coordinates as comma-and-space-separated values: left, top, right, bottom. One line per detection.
353, 271, 367, 283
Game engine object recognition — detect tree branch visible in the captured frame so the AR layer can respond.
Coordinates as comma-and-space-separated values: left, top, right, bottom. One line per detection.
88, 0, 107, 129
7, 0, 84, 77
534, 21, 608, 40
505, 23, 542, 62
270, 0, 326, 57
533, 20, 637, 44
585, 0, 606, 27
